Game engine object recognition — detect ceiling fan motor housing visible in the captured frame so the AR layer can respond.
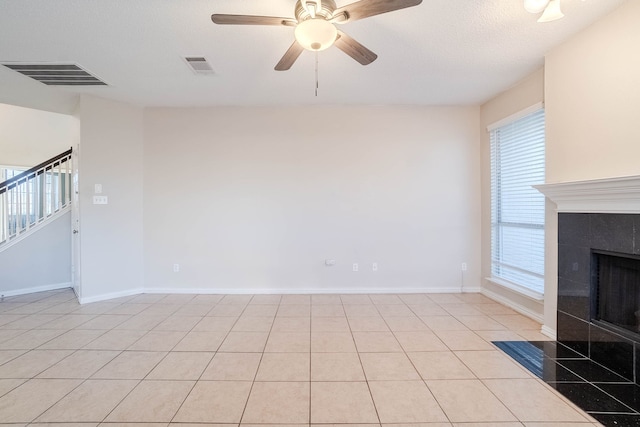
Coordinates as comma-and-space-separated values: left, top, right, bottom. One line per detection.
295, 0, 337, 22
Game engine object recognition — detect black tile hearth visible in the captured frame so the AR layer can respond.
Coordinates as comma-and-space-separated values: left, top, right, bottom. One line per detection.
599, 383, 640, 412
527, 339, 585, 359
550, 382, 634, 413
541, 359, 585, 382
591, 413, 640, 426
495, 340, 640, 427
559, 359, 630, 383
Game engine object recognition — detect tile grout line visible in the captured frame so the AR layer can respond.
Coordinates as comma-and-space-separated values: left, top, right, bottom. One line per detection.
101, 294, 222, 424
167, 294, 252, 425
2, 290, 605, 426
235, 293, 280, 426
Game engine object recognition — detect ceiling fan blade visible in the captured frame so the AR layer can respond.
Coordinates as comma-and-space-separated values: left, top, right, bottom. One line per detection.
275, 41, 305, 71
332, 0, 422, 23
334, 31, 378, 65
211, 14, 296, 26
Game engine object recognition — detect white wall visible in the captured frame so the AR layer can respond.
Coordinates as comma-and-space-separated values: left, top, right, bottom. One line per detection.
0, 211, 71, 296
541, 0, 640, 334
143, 106, 481, 293
479, 69, 546, 323
0, 103, 78, 167
78, 95, 144, 302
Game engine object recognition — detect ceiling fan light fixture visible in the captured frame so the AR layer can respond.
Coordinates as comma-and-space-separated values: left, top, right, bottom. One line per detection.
294, 18, 337, 51
537, 0, 564, 22
524, 0, 549, 14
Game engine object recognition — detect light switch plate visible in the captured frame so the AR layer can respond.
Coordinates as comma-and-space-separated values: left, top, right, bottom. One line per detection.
93, 195, 108, 205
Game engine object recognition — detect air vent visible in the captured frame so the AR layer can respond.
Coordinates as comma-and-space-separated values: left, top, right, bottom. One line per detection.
184, 56, 215, 74
0, 63, 107, 86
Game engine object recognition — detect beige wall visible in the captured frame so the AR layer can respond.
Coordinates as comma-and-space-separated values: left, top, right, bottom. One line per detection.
78, 95, 144, 302
546, 0, 640, 183
143, 106, 481, 293
0, 103, 78, 167
479, 69, 546, 322
541, 0, 640, 333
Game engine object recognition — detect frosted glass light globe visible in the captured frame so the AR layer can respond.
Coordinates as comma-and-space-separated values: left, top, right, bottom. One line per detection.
295, 18, 337, 51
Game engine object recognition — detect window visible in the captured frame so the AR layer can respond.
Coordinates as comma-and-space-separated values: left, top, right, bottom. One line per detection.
490, 107, 545, 296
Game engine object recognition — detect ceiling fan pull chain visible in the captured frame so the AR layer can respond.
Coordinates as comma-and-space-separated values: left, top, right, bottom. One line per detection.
315, 51, 319, 97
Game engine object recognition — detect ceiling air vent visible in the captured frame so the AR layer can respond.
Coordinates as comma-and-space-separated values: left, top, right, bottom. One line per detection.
184, 56, 215, 74
0, 63, 107, 86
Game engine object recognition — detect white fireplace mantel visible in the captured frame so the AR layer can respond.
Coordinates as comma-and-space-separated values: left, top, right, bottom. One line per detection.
535, 175, 640, 214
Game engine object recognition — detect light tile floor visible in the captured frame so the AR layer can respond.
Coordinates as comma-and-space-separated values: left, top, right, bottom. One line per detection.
0, 289, 602, 426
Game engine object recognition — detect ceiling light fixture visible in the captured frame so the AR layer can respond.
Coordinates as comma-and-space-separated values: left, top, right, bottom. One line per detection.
294, 18, 338, 51
524, 0, 564, 22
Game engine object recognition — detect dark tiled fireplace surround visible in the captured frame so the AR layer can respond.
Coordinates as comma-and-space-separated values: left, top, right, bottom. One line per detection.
497, 177, 640, 425
558, 212, 640, 382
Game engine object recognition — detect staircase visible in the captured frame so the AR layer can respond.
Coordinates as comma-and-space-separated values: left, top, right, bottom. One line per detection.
0, 148, 73, 251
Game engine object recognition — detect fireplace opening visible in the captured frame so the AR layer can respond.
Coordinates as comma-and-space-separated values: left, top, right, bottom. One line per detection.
593, 250, 640, 337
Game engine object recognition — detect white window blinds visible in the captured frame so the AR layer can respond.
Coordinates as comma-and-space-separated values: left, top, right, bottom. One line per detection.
490, 108, 545, 295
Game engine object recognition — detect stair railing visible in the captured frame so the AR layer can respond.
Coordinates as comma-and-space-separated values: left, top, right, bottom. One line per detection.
0, 148, 72, 247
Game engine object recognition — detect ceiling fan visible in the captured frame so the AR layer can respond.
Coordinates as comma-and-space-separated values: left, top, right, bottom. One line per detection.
211, 0, 423, 71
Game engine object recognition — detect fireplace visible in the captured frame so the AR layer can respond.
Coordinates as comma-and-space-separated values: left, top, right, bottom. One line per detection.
593, 251, 640, 337
556, 213, 640, 383
535, 176, 640, 384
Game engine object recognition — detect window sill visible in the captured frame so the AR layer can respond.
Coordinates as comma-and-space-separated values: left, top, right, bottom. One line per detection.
485, 276, 544, 301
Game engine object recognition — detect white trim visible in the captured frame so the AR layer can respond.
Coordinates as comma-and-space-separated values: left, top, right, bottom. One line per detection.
0, 282, 72, 298
535, 175, 640, 213
79, 287, 144, 304
0, 206, 71, 253
486, 101, 544, 132
485, 276, 544, 301
141, 286, 472, 295
541, 324, 557, 340
481, 286, 544, 323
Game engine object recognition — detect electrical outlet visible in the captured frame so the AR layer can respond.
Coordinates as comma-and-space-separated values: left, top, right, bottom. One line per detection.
461, 262, 468, 271
173, 264, 180, 272
353, 263, 359, 272
325, 259, 336, 266
372, 262, 378, 271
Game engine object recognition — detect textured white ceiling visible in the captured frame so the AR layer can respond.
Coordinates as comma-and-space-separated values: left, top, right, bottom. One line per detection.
0, 0, 627, 113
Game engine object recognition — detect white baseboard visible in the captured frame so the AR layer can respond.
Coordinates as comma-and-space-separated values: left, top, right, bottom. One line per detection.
1, 282, 72, 298
481, 287, 544, 324
79, 287, 144, 304
541, 324, 557, 340
141, 286, 471, 295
